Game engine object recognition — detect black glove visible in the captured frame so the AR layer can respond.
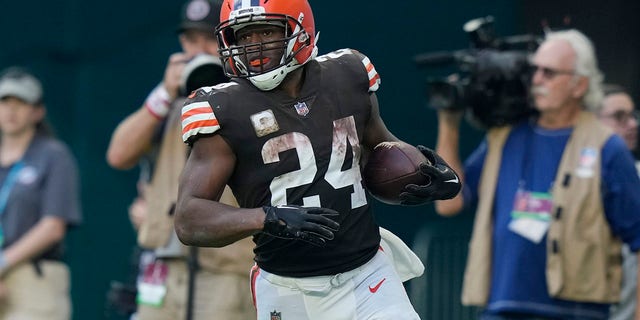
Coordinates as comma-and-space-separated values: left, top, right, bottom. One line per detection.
262, 205, 340, 246
399, 145, 462, 206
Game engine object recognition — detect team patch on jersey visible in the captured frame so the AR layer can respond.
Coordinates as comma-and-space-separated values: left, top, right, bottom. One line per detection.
361, 56, 381, 92
181, 101, 220, 142
293, 101, 309, 117
250, 109, 279, 137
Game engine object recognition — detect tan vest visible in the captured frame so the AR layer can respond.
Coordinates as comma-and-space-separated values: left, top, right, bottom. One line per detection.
462, 112, 622, 305
137, 105, 255, 276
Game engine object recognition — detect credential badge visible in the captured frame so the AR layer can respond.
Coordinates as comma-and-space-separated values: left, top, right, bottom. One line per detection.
251, 109, 280, 137
293, 101, 309, 117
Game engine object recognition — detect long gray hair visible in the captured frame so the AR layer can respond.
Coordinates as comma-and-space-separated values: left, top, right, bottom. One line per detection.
544, 29, 604, 111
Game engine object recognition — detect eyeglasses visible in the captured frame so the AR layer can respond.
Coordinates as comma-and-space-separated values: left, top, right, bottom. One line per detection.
600, 110, 640, 124
529, 63, 575, 80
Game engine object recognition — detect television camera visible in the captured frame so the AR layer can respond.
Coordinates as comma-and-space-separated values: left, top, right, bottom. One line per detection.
415, 16, 542, 129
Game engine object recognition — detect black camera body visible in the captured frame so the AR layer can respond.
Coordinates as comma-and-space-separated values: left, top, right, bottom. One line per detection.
416, 16, 542, 129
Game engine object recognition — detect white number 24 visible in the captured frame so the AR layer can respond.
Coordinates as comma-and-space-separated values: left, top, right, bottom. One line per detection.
261, 116, 368, 209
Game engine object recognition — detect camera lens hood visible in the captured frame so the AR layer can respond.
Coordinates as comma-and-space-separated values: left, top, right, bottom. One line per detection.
179, 54, 227, 96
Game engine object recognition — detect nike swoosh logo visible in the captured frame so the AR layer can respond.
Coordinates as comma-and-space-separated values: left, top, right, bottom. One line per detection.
369, 278, 386, 293
445, 176, 459, 184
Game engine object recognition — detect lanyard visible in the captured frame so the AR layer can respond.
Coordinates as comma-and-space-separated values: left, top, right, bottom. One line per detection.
0, 161, 24, 216
519, 123, 535, 190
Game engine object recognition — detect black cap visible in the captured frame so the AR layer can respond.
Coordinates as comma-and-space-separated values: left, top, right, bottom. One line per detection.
177, 0, 223, 33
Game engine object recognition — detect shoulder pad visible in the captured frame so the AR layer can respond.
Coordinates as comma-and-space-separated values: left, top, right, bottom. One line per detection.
180, 83, 239, 144
315, 48, 381, 92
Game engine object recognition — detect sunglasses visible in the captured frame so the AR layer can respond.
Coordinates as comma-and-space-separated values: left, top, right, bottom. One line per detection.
600, 110, 640, 124
529, 63, 575, 80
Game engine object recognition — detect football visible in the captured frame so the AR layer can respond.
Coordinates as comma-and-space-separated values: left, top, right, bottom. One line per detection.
363, 141, 430, 205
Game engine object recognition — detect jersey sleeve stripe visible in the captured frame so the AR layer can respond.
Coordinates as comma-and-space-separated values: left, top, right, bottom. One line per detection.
181, 101, 211, 119
361, 56, 381, 92
182, 106, 213, 119
182, 113, 219, 128
182, 119, 220, 140
369, 74, 380, 92
181, 101, 221, 142
182, 119, 220, 141
365, 62, 375, 73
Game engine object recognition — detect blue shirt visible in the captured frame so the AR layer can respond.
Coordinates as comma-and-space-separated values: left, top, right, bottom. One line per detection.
463, 121, 640, 319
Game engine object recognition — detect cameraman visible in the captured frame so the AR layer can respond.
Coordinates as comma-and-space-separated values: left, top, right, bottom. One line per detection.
106, 0, 254, 319
433, 29, 640, 320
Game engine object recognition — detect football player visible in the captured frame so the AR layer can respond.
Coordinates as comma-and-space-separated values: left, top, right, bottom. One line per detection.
175, 0, 461, 319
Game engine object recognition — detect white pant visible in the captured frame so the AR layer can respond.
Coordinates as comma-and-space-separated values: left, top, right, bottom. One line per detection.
251, 250, 420, 320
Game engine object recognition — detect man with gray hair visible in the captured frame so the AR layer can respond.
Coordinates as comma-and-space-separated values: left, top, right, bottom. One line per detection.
432, 29, 640, 319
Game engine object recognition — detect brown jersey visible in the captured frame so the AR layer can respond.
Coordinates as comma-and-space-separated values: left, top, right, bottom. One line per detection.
181, 49, 383, 277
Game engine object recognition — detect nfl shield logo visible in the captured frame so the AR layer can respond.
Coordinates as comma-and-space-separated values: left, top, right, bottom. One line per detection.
270, 310, 281, 320
293, 102, 310, 116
